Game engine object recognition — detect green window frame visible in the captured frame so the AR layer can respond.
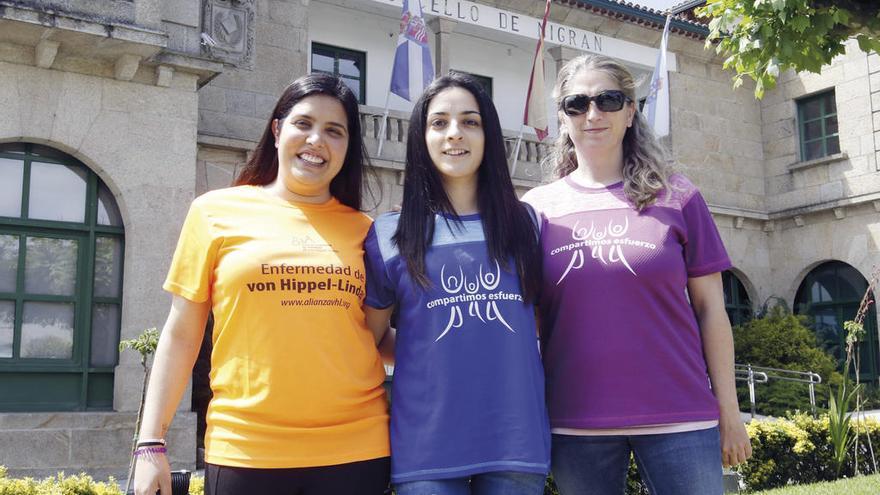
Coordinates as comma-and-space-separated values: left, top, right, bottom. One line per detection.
795, 261, 878, 383
0, 143, 124, 411
311, 42, 367, 104
722, 270, 752, 327
797, 90, 840, 161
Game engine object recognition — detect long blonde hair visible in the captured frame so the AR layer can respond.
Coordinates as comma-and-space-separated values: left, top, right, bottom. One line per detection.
548, 54, 671, 210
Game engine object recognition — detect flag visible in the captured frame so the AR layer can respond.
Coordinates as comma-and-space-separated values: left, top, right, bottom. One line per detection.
390, 0, 434, 101
645, 14, 672, 138
523, 0, 551, 141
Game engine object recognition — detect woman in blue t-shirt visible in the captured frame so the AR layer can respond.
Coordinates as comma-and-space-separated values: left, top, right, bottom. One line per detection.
363, 73, 550, 494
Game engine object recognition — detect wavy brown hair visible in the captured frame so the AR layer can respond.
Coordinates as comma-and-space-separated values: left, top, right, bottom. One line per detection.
548, 54, 672, 210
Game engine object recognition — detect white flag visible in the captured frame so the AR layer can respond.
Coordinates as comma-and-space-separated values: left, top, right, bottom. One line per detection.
523, 0, 551, 141
645, 14, 671, 138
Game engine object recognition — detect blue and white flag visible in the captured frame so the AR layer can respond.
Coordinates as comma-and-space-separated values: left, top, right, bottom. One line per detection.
390, 0, 434, 101
645, 14, 671, 138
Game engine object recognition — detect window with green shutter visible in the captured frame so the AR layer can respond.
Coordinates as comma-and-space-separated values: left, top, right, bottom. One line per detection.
797, 90, 840, 162
795, 261, 878, 383
311, 42, 367, 104
0, 143, 124, 411
722, 270, 752, 327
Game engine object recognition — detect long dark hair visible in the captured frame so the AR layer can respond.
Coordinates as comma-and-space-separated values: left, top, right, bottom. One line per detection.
234, 73, 370, 210
392, 73, 542, 302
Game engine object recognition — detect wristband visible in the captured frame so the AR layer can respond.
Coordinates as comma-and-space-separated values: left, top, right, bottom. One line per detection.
134, 446, 167, 456
136, 438, 166, 447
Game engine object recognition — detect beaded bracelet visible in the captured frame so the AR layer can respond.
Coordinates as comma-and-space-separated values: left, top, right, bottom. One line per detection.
134, 446, 167, 456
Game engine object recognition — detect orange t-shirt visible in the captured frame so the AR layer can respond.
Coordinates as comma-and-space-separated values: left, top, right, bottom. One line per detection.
164, 185, 389, 468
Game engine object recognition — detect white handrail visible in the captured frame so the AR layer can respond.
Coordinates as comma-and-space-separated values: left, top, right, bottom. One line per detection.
734, 363, 823, 419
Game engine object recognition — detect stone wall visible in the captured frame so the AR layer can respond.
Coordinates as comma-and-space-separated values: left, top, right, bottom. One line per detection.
670, 50, 766, 214
755, 43, 880, 308
763, 42, 879, 214
162, 0, 202, 55
198, 0, 310, 145
0, 411, 195, 480
766, 202, 880, 304
0, 37, 200, 476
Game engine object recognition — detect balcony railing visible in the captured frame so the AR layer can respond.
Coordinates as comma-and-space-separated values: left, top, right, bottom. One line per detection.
359, 105, 549, 184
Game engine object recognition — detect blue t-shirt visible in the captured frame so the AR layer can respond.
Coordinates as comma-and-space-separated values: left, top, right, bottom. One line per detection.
364, 211, 550, 483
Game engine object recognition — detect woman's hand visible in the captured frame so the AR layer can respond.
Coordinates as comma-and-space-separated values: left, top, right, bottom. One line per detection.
133, 452, 172, 495
719, 407, 752, 467
135, 295, 210, 494
687, 273, 753, 467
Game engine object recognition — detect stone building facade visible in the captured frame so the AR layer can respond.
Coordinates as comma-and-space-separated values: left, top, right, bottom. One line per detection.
0, 0, 878, 477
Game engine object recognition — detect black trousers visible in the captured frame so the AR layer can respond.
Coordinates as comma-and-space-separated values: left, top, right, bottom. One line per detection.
205, 457, 390, 495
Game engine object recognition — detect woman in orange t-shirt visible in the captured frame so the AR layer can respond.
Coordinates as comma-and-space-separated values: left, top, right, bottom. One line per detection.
132, 73, 390, 495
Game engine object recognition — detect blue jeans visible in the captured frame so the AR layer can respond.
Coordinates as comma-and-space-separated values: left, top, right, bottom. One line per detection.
551, 426, 723, 495
394, 471, 547, 495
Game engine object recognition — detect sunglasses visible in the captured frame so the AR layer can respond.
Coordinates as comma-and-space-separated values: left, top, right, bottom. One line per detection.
560, 90, 632, 115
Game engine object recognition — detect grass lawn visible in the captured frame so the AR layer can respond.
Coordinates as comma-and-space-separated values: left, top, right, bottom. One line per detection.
751, 474, 880, 494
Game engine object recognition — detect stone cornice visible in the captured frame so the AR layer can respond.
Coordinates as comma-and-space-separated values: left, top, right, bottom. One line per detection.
0, 1, 167, 49
561, 0, 710, 39
709, 190, 880, 226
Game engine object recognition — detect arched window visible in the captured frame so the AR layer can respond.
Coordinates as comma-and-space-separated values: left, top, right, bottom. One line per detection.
794, 261, 878, 382
0, 143, 124, 411
722, 270, 752, 326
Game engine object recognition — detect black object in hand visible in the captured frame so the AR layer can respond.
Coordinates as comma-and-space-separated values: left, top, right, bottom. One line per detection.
126, 470, 191, 495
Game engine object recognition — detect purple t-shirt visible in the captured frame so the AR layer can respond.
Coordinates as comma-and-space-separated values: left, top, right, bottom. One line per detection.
522, 173, 731, 429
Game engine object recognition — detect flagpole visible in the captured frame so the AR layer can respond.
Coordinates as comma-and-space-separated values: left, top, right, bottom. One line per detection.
520, 0, 551, 156
376, 90, 392, 158
510, 124, 525, 177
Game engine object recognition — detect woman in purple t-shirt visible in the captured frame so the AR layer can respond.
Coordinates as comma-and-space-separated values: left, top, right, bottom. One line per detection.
522, 54, 752, 494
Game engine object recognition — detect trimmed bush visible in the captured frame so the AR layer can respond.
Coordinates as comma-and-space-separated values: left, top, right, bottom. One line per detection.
0, 470, 122, 495
733, 306, 843, 417
189, 475, 204, 495
740, 414, 880, 492
0, 468, 207, 495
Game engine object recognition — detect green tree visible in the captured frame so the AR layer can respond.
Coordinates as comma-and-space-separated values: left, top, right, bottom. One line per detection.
119, 328, 160, 495
733, 305, 843, 417
697, 0, 880, 98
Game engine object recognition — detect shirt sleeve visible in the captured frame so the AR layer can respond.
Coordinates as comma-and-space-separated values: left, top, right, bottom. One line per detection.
681, 190, 732, 278
363, 224, 395, 309
163, 200, 220, 303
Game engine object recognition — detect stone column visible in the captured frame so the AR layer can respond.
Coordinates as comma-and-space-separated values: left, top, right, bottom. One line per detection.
548, 45, 581, 72
427, 17, 456, 77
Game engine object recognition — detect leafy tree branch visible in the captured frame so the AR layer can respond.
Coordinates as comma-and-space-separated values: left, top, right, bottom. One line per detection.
697, 0, 880, 98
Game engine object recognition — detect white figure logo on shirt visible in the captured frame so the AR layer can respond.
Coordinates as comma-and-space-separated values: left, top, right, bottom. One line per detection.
557, 217, 638, 284
433, 260, 515, 342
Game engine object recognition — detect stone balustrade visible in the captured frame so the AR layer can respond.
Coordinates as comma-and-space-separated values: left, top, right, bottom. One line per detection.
358, 105, 550, 186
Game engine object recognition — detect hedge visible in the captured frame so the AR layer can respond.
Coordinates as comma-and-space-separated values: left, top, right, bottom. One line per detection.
0, 467, 204, 495
0, 467, 123, 495
740, 413, 880, 492
4, 414, 880, 495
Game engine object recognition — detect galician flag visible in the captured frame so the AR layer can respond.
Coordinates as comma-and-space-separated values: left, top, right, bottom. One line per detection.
645, 14, 672, 138
390, 0, 434, 101
523, 0, 551, 141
